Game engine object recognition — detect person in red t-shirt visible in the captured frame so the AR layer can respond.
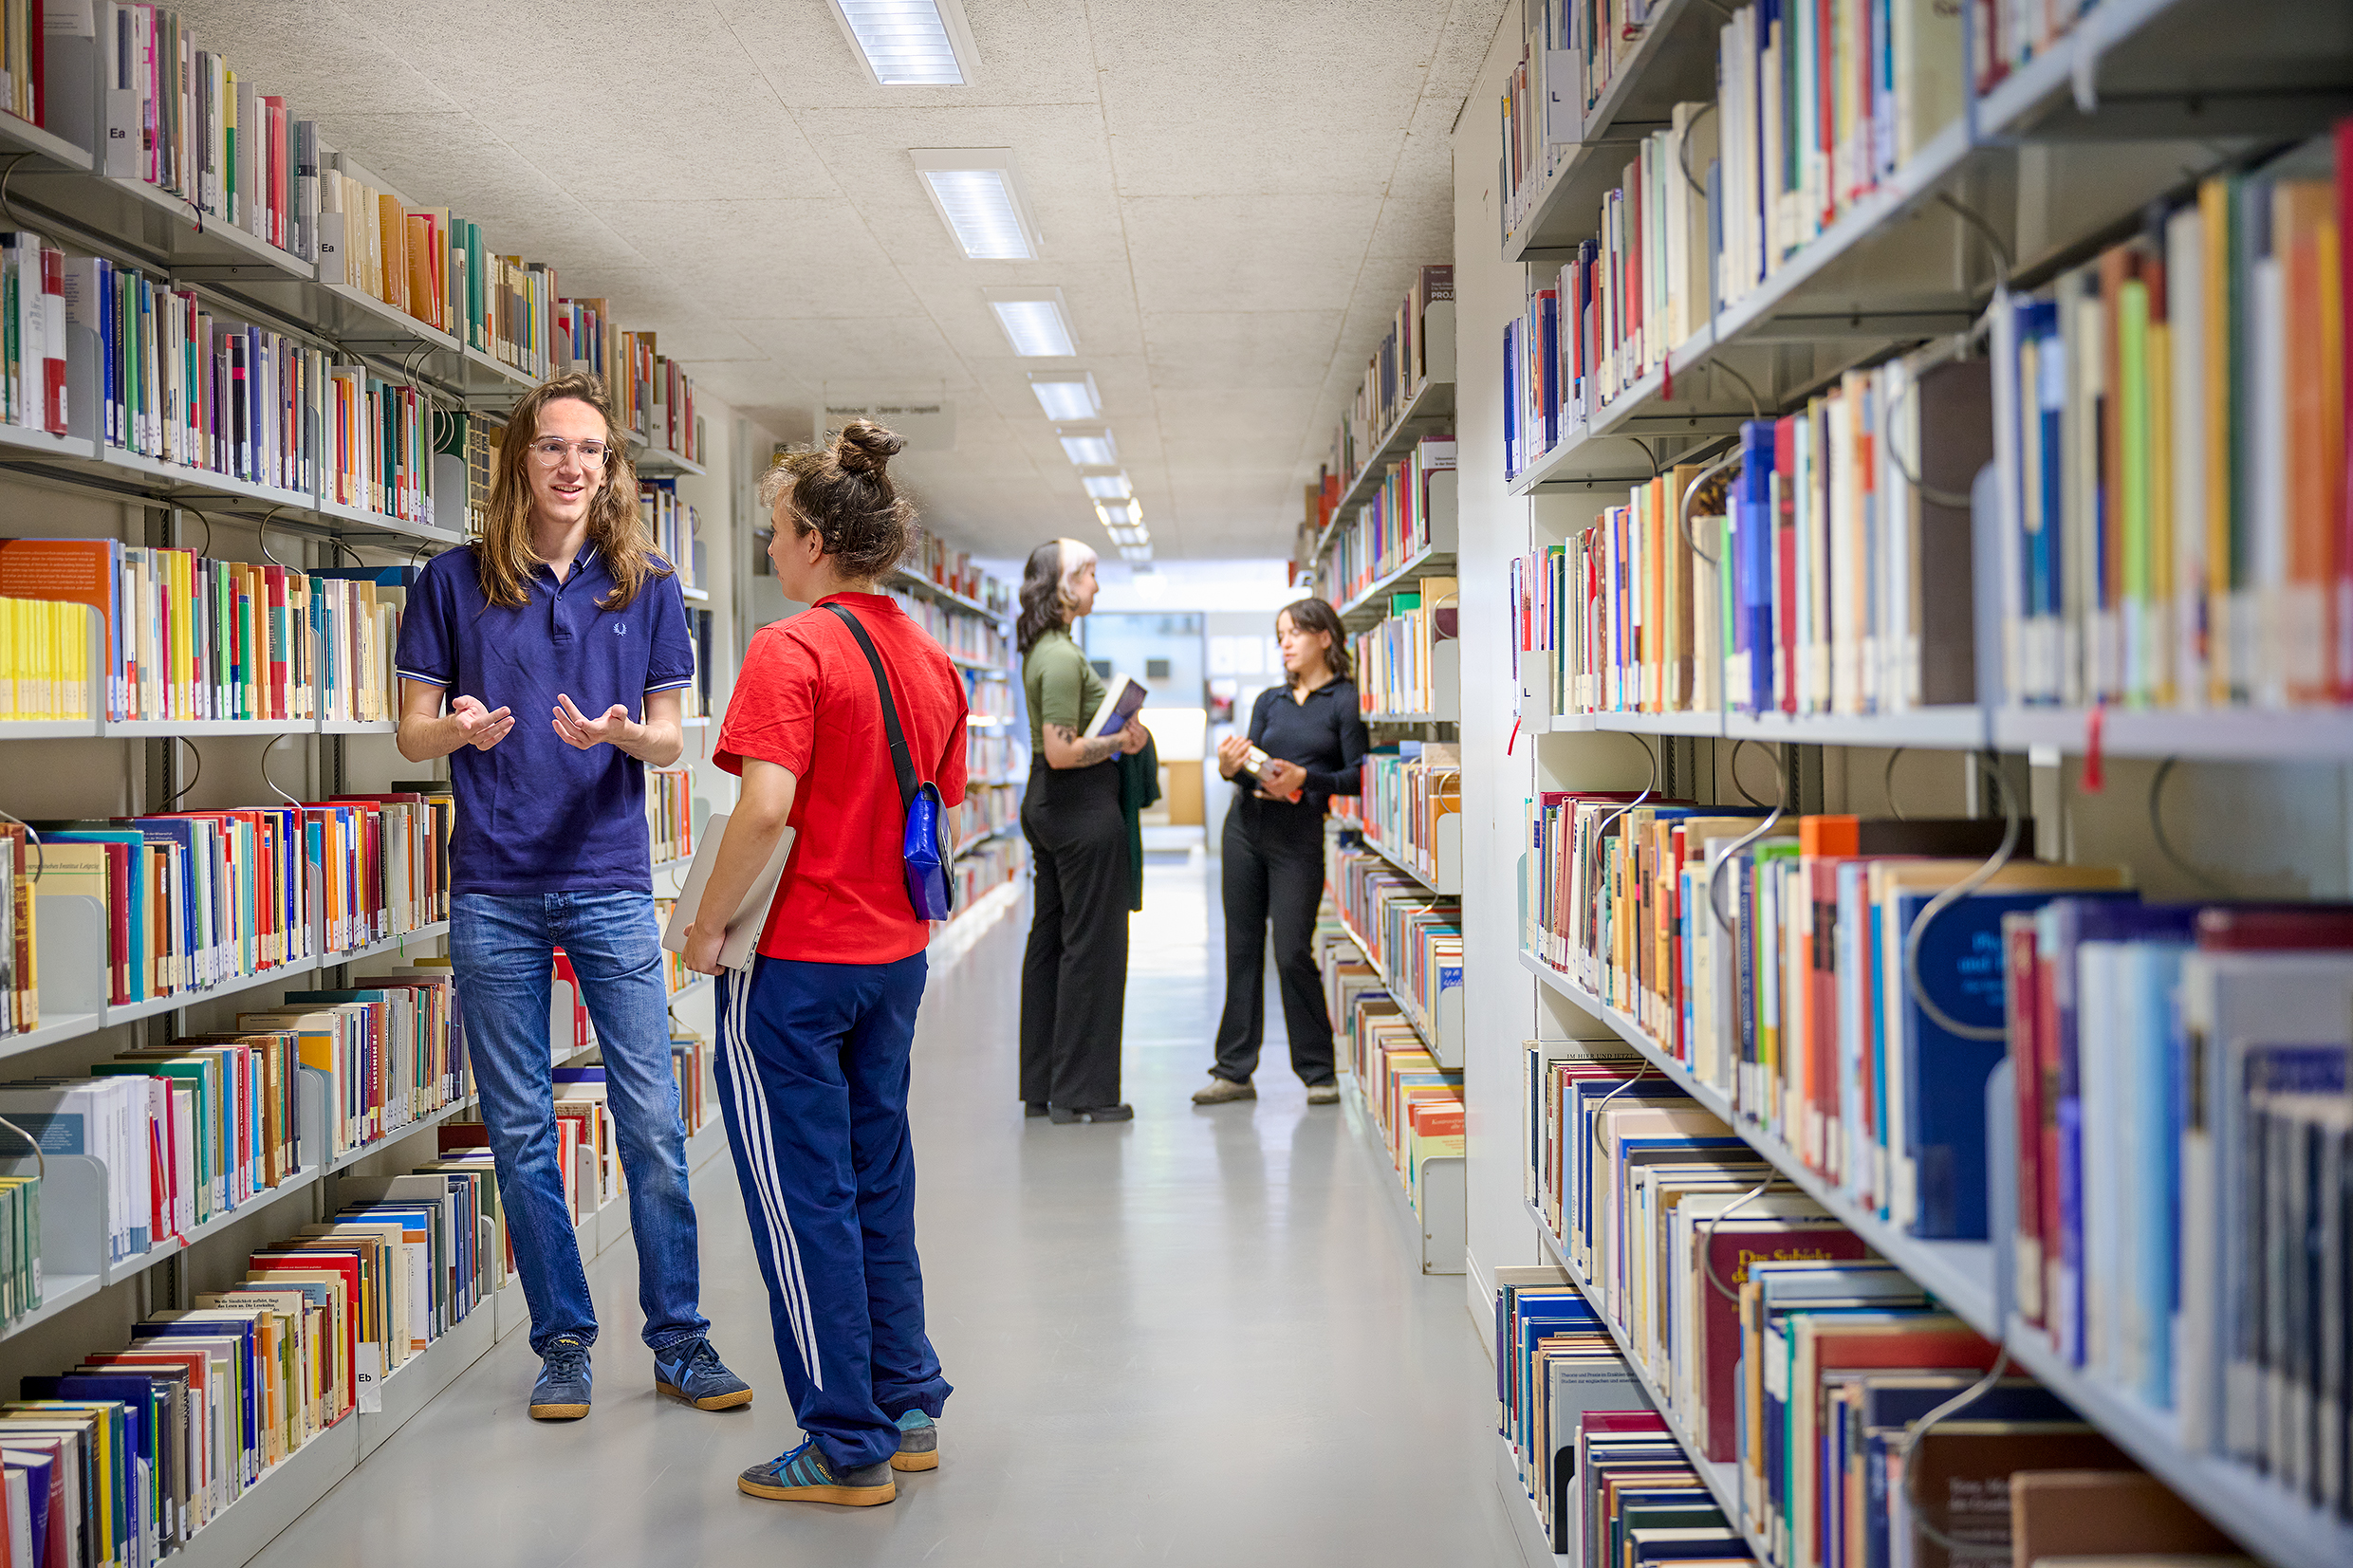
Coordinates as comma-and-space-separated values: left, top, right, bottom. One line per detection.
682, 420, 965, 1508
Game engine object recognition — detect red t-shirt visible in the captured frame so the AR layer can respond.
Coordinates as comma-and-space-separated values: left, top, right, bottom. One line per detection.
714, 593, 970, 964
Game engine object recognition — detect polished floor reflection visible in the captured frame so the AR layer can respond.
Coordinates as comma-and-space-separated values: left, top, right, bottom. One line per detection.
250, 857, 1521, 1568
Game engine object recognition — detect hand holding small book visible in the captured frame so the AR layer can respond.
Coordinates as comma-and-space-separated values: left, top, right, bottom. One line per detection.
1253, 758, 1306, 802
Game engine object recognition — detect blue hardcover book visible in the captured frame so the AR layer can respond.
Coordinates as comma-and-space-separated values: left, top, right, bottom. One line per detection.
1899, 888, 2132, 1240
1735, 418, 1776, 713
2, 1448, 53, 1566
2040, 898, 2191, 1360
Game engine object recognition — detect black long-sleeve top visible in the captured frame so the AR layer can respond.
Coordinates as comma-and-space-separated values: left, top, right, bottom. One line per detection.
1234, 677, 1369, 815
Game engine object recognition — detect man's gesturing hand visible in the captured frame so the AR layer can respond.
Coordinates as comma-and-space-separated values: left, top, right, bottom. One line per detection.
451, 693, 514, 751
552, 692, 639, 751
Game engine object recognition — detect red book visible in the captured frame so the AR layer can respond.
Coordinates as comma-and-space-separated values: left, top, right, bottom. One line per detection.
2196, 905, 2353, 950
40, 246, 65, 435
1699, 1221, 1873, 1459
2004, 913, 2044, 1325
2339, 118, 2353, 700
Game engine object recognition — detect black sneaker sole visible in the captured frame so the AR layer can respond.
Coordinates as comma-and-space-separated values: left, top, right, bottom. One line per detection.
658, 1379, 752, 1411
1049, 1105, 1135, 1123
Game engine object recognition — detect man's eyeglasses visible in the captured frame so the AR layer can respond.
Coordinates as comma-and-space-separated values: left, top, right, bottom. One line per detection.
529, 437, 610, 466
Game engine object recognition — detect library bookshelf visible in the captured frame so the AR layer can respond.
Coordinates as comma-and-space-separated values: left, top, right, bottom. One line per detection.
0, 31, 750, 1568
1451, 2, 2353, 1566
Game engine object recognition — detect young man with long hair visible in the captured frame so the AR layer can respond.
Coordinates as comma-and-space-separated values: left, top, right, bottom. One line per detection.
394, 374, 750, 1422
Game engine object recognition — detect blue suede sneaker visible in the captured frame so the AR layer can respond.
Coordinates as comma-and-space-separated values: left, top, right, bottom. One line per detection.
738, 1438, 896, 1505
529, 1336, 592, 1421
890, 1410, 938, 1472
653, 1337, 753, 1411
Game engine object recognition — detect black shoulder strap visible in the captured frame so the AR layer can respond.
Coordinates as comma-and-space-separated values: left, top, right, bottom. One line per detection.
824, 602, 918, 809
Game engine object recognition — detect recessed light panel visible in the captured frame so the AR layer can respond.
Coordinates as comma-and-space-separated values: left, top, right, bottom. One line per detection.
987, 289, 1076, 357
830, 0, 974, 85
1059, 430, 1117, 466
911, 150, 1039, 259
1028, 372, 1100, 420
1081, 472, 1132, 501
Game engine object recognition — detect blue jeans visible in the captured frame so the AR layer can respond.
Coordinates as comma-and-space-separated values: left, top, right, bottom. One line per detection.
450, 891, 709, 1357
716, 952, 950, 1470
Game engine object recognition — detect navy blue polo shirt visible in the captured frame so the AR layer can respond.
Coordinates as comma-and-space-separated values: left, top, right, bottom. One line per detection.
393, 544, 695, 895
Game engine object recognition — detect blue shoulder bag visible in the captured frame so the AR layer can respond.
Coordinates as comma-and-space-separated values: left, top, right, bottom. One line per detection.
825, 603, 956, 921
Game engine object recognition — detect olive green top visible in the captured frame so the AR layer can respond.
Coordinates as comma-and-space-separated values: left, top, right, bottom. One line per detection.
1022, 626, 1103, 756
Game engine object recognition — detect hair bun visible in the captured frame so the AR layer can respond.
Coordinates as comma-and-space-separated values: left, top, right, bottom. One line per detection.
834, 418, 905, 477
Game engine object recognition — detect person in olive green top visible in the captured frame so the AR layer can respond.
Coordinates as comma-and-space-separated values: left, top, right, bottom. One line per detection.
1015, 538, 1149, 1124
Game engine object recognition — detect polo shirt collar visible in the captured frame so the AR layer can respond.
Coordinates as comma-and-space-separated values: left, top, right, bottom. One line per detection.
535, 545, 606, 593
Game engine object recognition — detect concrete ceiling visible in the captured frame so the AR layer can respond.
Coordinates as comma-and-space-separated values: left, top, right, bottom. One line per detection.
174, 0, 1503, 560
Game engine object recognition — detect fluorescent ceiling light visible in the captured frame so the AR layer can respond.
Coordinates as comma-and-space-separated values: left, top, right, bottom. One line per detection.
829, 0, 977, 86
1095, 499, 1139, 527
911, 150, 1039, 260
986, 287, 1075, 357
1106, 526, 1148, 547
1081, 471, 1132, 501
1059, 429, 1117, 466
1028, 372, 1100, 420
1119, 544, 1153, 563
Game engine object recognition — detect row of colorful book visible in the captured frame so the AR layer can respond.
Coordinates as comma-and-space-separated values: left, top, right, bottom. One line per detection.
0, 543, 406, 724
950, 836, 1028, 913
1351, 574, 1456, 718
638, 481, 700, 596
1524, 796, 2115, 1238
1509, 351, 1988, 719
1322, 267, 1457, 507
1302, 267, 1454, 559
1496, 1266, 1750, 1560
1317, 440, 1457, 610
965, 729, 1022, 783
646, 768, 694, 868
957, 785, 1020, 856
891, 583, 1011, 669
1316, 920, 1462, 1202
0, 795, 452, 1036
1501, 1206, 2247, 1566
1324, 839, 1461, 1048
1357, 745, 1459, 893
0, 1137, 509, 1564
2007, 902, 2353, 1518
900, 541, 1011, 618
1998, 137, 2351, 710
0, 971, 460, 1265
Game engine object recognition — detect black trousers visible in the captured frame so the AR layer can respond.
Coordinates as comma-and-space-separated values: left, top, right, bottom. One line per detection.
1018, 760, 1128, 1108
1211, 796, 1338, 1087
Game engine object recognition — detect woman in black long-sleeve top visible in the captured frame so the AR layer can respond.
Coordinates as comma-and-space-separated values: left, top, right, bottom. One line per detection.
1194, 598, 1369, 1106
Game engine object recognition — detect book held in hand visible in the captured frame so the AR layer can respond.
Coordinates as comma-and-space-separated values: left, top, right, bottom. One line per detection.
658, 813, 798, 972
1084, 673, 1146, 739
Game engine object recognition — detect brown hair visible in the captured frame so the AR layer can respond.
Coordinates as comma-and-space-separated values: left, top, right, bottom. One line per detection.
1015, 538, 1098, 655
477, 373, 664, 610
1278, 597, 1351, 687
760, 418, 917, 581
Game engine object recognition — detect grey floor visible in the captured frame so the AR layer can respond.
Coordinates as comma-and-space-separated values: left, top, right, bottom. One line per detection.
250, 855, 1524, 1568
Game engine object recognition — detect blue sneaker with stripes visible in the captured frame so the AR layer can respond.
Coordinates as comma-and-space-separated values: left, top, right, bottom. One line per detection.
891, 1410, 938, 1472
653, 1337, 752, 1411
738, 1439, 896, 1505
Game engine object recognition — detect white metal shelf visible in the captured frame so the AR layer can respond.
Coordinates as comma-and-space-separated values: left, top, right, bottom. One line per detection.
1335, 542, 1456, 630
0, 921, 451, 1060
1526, 701, 2353, 760
1514, 948, 1997, 1337
636, 443, 706, 476
892, 569, 1007, 623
